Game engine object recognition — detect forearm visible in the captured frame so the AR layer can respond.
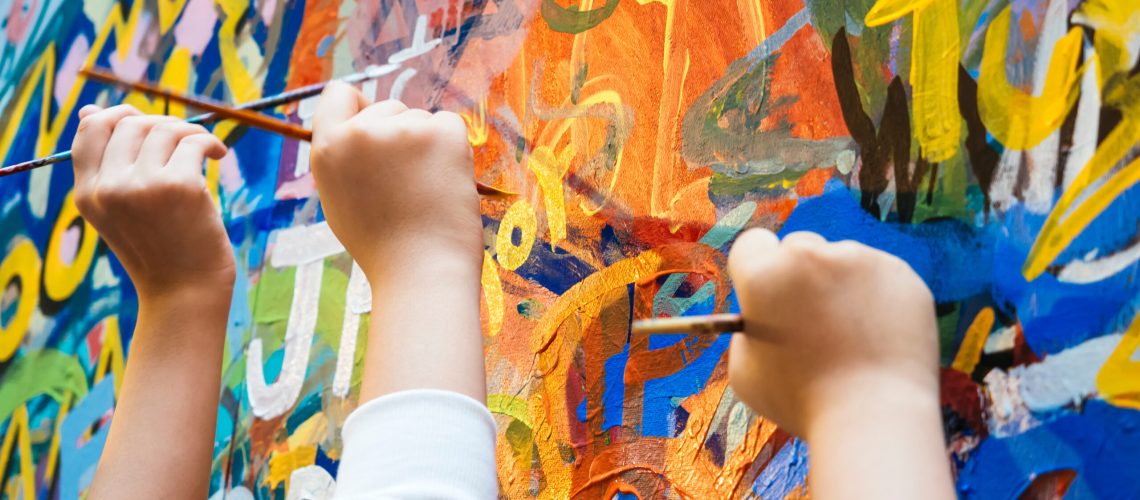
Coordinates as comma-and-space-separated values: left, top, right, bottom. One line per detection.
359, 254, 486, 403
805, 375, 954, 500
89, 284, 231, 500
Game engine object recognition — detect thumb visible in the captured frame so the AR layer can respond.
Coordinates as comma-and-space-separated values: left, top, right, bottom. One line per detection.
727, 228, 782, 322
312, 81, 369, 140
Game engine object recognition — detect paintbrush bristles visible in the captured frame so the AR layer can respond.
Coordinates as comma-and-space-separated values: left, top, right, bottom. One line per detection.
631, 314, 744, 335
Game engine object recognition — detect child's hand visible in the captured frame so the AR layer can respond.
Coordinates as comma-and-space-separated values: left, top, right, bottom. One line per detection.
310, 83, 481, 283
71, 105, 234, 298
726, 229, 940, 439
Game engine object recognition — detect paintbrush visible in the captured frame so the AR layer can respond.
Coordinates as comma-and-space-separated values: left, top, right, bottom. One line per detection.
82, 67, 315, 141
630, 313, 744, 335
1, 68, 515, 197
0, 65, 398, 178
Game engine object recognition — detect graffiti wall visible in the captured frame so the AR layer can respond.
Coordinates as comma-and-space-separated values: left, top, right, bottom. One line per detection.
0, 0, 1138, 497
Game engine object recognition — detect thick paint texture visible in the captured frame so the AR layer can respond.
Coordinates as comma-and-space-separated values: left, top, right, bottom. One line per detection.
0, 0, 1138, 498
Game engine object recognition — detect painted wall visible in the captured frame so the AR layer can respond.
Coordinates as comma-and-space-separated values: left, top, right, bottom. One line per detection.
0, 0, 1138, 497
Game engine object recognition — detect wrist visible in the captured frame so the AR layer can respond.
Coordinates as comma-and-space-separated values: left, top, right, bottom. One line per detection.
137, 278, 235, 310
802, 370, 954, 500
804, 370, 941, 445
362, 245, 482, 288
130, 279, 234, 366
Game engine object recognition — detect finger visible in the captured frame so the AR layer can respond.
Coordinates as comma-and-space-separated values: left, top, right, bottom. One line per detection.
103, 115, 179, 169
78, 104, 103, 120
313, 81, 369, 140
166, 134, 228, 178
136, 122, 213, 168
728, 228, 780, 281
432, 110, 474, 148
398, 108, 433, 121
357, 99, 409, 122
71, 105, 142, 185
727, 228, 781, 317
780, 231, 828, 249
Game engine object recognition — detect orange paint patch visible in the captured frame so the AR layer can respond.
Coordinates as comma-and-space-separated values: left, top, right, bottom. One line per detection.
795, 167, 835, 198
285, 0, 342, 97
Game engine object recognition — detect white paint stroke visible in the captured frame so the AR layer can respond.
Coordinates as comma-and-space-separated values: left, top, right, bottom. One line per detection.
1062, 46, 1100, 190
92, 256, 120, 289
247, 260, 322, 419
389, 68, 418, 102
989, 149, 1021, 213
286, 466, 336, 500
346, 260, 372, 314
1058, 240, 1140, 284
983, 368, 1042, 438
208, 486, 255, 500
28, 165, 51, 218
293, 96, 320, 177
1022, 0, 1068, 214
983, 325, 1018, 354
333, 262, 370, 397
271, 222, 345, 268
1015, 333, 1121, 411
388, 15, 442, 65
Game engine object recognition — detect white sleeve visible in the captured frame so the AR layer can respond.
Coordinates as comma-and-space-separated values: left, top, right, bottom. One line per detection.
333, 389, 498, 500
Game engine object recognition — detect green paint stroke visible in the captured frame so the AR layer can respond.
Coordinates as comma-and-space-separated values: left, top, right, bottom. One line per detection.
0, 350, 88, 422
252, 265, 296, 324
250, 260, 349, 351
315, 261, 349, 350
541, 0, 620, 34
488, 393, 531, 428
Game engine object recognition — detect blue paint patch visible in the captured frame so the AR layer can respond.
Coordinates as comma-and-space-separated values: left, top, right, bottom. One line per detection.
227, 256, 253, 362
601, 344, 629, 430
576, 341, 630, 430
317, 35, 335, 58
214, 403, 234, 452
783, 183, 1136, 356
230, 127, 284, 198
60, 377, 115, 500
286, 392, 323, 433
261, 346, 285, 383
641, 333, 731, 437
753, 438, 810, 499
957, 401, 1140, 499
780, 185, 993, 302
315, 446, 339, 478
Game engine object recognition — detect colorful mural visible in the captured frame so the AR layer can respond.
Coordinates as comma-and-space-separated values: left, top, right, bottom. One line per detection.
1, 0, 1139, 497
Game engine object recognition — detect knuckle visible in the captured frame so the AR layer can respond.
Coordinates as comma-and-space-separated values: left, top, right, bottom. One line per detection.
178, 133, 215, 151
73, 190, 95, 213
782, 237, 824, 261
76, 112, 117, 137
433, 110, 463, 125
433, 111, 470, 137
344, 121, 373, 141
152, 121, 187, 135
111, 104, 141, 116
115, 115, 149, 132
827, 240, 870, 265
92, 183, 128, 208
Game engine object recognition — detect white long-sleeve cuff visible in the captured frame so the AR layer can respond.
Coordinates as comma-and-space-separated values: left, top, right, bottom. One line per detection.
334, 389, 498, 499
